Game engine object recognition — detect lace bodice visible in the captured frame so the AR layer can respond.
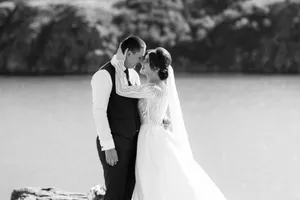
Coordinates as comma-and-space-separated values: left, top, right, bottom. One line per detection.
136, 86, 168, 126
113, 59, 168, 126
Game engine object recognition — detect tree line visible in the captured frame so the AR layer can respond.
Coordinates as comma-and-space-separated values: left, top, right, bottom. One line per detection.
0, 0, 300, 75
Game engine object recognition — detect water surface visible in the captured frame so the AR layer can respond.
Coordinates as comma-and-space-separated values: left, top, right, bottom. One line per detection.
1, 74, 300, 200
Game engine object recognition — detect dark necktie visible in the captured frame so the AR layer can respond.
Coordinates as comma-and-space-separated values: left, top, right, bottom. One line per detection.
124, 68, 132, 86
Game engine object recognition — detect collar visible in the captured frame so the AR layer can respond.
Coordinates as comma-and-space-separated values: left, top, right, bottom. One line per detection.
111, 55, 127, 71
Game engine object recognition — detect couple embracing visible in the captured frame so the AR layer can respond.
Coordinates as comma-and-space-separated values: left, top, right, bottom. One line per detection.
91, 36, 227, 200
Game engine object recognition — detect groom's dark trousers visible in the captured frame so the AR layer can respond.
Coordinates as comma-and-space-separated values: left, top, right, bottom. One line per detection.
96, 62, 140, 200
97, 134, 138, 200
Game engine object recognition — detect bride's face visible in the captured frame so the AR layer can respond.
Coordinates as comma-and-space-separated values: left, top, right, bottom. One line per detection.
140, 52, 156, 76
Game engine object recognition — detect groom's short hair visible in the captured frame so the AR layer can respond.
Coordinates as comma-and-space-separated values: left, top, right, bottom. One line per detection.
120, 36, 146, 54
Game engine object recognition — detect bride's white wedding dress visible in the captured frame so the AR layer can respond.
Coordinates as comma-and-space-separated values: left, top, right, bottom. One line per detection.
112, 57, 227, 200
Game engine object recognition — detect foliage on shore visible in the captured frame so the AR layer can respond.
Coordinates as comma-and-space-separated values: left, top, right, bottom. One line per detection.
0, 0, 299, 74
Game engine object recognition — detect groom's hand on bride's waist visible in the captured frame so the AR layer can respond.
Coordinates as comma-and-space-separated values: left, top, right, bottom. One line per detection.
105, 149, 118, 166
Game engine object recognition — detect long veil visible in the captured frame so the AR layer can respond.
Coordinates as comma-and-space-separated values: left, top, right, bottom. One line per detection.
166, 65, 194, 159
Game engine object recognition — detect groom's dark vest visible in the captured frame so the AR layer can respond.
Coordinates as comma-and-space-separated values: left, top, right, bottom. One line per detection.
100, 62, 140, 139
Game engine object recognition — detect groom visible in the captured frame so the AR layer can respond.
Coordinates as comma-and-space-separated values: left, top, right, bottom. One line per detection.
91, 36, 146, 200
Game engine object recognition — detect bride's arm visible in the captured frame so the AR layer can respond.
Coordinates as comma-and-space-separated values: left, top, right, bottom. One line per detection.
114, 60, 156, 99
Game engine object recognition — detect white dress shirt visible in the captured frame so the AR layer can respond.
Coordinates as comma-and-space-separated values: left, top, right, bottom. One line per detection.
91, 60, 141, 151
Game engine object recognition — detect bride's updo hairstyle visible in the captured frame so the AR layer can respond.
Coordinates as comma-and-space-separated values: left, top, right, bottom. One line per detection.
147, 47, 172, 81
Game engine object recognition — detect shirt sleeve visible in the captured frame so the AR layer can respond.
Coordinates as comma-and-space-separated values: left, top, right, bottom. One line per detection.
91, 70, 115, 151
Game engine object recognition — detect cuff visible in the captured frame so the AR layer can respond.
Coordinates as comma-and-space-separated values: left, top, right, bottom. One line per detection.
99, 138, 115, 151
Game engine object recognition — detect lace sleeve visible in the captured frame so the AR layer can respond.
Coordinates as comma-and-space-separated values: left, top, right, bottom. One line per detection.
114, 60, 157, 99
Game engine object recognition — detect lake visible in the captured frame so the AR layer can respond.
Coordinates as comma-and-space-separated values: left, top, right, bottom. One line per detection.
1, 74, 300, 200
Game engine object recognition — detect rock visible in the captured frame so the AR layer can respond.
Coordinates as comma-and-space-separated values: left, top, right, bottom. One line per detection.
10, 185, 106, 200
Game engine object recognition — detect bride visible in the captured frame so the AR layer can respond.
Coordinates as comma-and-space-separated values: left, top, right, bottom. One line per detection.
111, 47, 227, 200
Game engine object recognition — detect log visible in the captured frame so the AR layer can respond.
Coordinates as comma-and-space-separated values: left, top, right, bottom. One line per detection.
10, 185, 105, 200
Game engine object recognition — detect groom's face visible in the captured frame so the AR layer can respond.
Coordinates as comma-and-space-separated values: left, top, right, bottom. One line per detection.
126, 48, 145, 69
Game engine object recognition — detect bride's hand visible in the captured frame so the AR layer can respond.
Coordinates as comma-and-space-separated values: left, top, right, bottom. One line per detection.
115, 45, 128, 61
163, 116, 171, 130
114, 45, 128, 72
